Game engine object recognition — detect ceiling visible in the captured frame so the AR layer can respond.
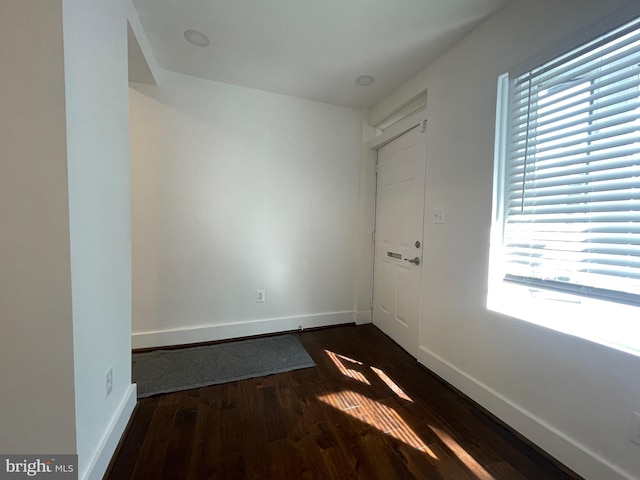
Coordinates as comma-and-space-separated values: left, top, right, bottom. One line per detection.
132, 0, 512, 108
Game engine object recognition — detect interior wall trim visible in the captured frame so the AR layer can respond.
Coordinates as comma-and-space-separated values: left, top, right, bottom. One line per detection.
83, 384, 137, 480
417, 346, 636, 480
132, 311, 356, 349
356, 310, 372, 325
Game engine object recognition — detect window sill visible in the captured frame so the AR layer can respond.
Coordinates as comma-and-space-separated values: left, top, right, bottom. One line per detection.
487, 281, 640, 357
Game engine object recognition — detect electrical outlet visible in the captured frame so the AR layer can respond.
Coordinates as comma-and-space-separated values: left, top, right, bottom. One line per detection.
631, 411, 640, 446
433, 207, 445, 224
255, 289, 266, 303
106, 368, 113, 398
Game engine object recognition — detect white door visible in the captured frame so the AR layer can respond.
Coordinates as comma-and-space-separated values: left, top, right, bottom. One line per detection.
373, 124, 426, 357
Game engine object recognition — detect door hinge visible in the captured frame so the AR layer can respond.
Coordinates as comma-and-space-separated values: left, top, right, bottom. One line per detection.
371, 230, 376, 243
370, 298, 374, 309
374, 161, 379, 175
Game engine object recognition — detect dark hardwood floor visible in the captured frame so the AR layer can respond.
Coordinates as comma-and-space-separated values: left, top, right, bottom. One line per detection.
105, 324, 581, 480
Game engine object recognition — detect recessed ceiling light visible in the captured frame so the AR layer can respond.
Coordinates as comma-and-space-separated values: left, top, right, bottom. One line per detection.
184, 29, 210, 47
355, 75, 375, 86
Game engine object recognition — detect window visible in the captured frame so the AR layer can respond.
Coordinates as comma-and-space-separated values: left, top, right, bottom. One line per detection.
490, 15, 640, 353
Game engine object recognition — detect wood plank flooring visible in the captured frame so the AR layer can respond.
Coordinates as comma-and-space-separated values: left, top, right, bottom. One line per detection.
105, 324, 581, 480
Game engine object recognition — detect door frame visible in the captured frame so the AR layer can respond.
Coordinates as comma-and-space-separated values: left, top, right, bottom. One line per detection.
369, 108, 428, 356
369, 109, 428, 150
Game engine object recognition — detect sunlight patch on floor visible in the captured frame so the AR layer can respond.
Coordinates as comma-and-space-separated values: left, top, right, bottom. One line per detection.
324, 349, 371, 385
317, 389, 434, 454
428, 424, 495, 480
370, 366, 413, 403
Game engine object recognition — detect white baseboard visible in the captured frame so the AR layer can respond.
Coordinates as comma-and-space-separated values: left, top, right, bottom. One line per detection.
82, 383, 137, 480
132, 311, 355, 349
417, 346, 637, 480
356, 310, 372, 325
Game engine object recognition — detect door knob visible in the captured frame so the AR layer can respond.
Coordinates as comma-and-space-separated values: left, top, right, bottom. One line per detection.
405, 257, 420, 265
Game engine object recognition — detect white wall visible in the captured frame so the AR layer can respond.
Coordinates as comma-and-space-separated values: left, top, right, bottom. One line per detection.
62, 1, 136, 478
372, 1, 640, 479
130, 71, 365, 347
0, 1, 135, 478
0, 0, 77, 455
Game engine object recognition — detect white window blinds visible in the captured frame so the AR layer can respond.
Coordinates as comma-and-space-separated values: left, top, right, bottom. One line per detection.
504, 16, 640, 305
